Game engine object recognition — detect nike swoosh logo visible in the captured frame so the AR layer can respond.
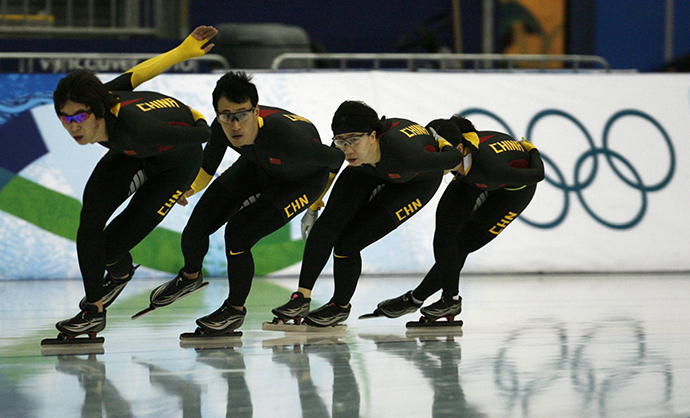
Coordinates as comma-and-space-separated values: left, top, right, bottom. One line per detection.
229, 250, 245, 256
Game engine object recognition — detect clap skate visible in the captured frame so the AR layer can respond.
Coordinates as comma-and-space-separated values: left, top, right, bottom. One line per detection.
180, 300, 244, 346
359, 290, 421, 320
263, 299, 348, 333
132, 269, 209, 319
262, 291, 317, 332
41, 305, 106, 354
302, 301, 349, 331
406, 295, 463, 330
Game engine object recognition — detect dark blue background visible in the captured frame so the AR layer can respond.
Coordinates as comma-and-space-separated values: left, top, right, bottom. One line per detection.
1, 0, 688, 72
187, 0, 690, 71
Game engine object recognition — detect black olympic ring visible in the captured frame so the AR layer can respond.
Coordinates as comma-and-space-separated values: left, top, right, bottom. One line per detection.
457, 108, 675, 229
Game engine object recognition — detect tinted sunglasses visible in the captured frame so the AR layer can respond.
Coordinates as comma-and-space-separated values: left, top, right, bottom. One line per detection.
59, 110, 92, 124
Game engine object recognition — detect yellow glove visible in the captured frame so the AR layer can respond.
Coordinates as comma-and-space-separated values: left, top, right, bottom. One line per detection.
127, 26, 217, 88
177, 27, 216, 59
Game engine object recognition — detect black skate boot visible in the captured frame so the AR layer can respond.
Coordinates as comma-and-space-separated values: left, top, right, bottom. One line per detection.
195, 301, 246, 335
149, 269, 207, 308
78, 265, 139, 310
303, 301, 350, 327
271, 292, 311, 324
56, 304, 106, 338
420, 294, 462, 321
377, 290, 422, 318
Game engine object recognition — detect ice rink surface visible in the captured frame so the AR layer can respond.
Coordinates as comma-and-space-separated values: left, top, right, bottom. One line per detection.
1, 273, 689, 418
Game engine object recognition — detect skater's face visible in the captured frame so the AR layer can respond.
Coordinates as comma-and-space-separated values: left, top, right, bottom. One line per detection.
217, 97, 259, 148
58, 100, 107, 145
333, 131, 380, 166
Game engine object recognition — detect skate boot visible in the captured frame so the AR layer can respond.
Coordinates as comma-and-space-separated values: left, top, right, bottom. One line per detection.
377, 290, 422, 318
195, 300, 246, 335
420, 294, 462, 321
149, 269, 207, 308
271, 292, 311, 324
56, 304, 106, 338
78, 264, 138, 310
303, 301, 350, 327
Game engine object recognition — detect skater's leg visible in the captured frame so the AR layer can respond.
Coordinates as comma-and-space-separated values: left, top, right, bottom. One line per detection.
180, 183, 238, 277
429, 182, 483, 300
330, 176, 442, 307
437, 185, 538, 296
224, 199, 286, 308
101, 204, 161, 269
145, 163, 266, 313
87, 150, 201, 308
225, 174, 328, 308
297, 168, 381, 291
78, 152, 144, 306
104, 253, 133, 279
181, 159, 261, 277
437, 224, 490, 295
331, 203, 398, 306
412, 264, 444, 301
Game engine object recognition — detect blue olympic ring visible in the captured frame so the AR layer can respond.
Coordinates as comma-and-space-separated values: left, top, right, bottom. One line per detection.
457, 108, 675, 230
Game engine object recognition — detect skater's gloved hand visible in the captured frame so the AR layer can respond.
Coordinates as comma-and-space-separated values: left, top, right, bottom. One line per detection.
429, 127, 453, 150
520, 138, 537, 152
181, 25, 218, 57
301, 208, 318, 240
176, 188, 195, 207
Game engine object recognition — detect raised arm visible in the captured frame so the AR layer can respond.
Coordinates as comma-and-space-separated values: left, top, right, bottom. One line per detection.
105, 25, 217, 91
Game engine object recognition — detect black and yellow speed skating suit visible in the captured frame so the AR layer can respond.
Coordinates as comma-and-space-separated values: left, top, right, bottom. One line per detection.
413, 129, 545, 300
181, 106, 344, 307
78, 39, 211, 304
298, 118, 464, 306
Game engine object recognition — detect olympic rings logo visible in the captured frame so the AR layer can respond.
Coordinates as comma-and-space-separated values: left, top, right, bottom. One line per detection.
458, 108, 676, 229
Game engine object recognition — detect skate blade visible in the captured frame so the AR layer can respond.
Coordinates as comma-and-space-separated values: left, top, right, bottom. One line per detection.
179, 331, 243, 349
132, 282, 210, 320
40, 336, 105, 356
262, 321, 347, 333
405, 321, 464, 339
406, 319, 463, 329
358, 311, 382, 320
131, 306, 156, 320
